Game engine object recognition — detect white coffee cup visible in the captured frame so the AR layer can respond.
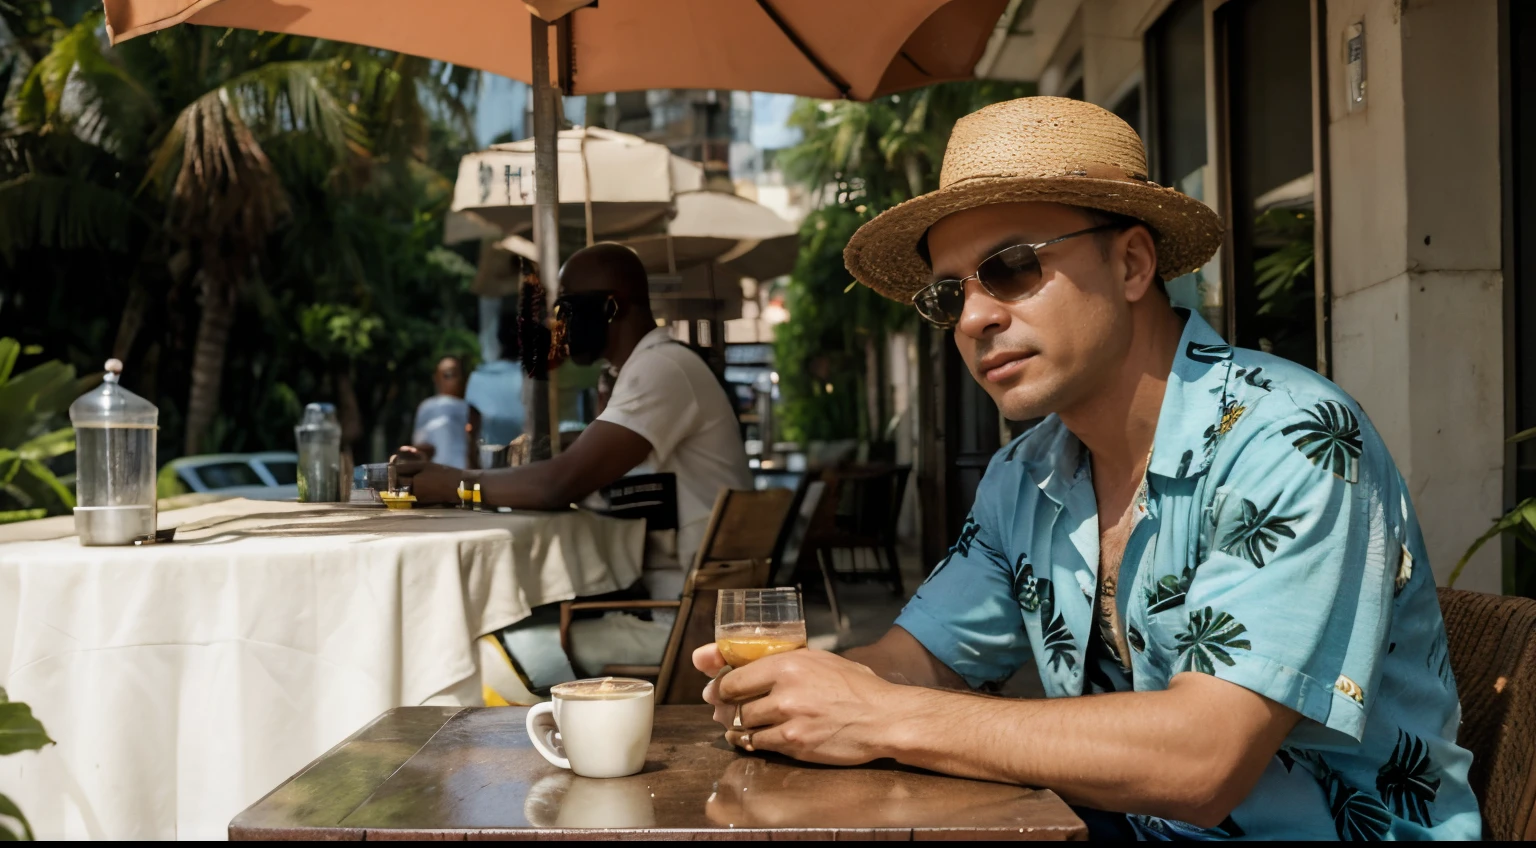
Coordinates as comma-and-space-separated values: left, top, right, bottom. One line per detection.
525, 677, 654, 779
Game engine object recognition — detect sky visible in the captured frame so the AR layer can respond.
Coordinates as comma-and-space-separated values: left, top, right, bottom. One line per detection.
472, 77, 799, 153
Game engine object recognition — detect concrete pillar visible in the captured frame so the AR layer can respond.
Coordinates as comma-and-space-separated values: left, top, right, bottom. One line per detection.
1326, 0, 1504, 592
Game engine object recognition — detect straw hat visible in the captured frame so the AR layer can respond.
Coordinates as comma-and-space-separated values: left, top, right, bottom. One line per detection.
843, 97, 1224, 302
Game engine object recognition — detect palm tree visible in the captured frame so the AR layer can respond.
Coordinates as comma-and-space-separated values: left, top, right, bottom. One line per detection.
7, 15, 477, 454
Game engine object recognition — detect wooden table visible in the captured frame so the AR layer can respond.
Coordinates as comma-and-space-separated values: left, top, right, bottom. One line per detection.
231, 706, 1087, 840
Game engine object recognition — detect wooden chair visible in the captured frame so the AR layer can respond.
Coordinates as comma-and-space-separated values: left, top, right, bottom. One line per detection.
1437, 587, 1536, 840
803, 464, 911, 596
771, 473, 845, 626
558, 487, 795, 705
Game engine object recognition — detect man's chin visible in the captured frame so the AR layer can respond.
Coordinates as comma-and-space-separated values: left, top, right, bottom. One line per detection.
990, 382, 1061, 423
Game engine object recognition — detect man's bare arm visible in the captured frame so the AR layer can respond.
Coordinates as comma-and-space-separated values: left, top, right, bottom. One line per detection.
714, 651, 1301, 829
840, 626, 969, 690
393, 421, 652, 508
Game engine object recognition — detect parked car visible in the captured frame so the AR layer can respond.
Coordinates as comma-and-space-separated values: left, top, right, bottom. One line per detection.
163, 452, 300, 501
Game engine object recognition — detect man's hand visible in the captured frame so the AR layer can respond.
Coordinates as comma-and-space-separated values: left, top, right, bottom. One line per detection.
389, 445, 463, 504
699, 646, 905, 766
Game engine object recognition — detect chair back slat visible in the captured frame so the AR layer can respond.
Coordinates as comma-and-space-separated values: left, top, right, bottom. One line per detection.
700, 487, 795, 564
652, 488, 796, 705
1437, 587, 1536, 839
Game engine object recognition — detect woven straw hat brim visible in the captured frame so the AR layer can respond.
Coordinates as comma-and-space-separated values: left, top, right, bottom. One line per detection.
843, 175, 1225, 303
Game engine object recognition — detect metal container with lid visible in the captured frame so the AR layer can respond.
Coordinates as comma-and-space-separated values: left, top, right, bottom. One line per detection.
295, 402, 343, 503
69, 359, 159, 545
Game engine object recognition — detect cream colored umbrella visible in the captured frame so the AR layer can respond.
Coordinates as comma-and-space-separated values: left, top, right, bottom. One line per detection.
616, 190, 799, 281
449, 127, 704, 242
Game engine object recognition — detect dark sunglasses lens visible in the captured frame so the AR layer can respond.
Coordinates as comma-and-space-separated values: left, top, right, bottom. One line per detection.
978, 245, 1043, 300
915, 282, 964, 327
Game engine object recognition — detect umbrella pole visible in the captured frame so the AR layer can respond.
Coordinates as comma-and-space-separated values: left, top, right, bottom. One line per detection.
531, 13, 561, 459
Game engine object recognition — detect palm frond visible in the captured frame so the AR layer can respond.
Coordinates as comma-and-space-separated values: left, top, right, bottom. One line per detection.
0, 172, 141, 261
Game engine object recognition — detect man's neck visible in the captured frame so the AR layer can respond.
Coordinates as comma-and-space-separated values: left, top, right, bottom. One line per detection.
605, 314, 659, 370
1058, 304, 1185, 483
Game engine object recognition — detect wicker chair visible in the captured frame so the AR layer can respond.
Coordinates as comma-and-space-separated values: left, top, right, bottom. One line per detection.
1437, 587, 1536, 840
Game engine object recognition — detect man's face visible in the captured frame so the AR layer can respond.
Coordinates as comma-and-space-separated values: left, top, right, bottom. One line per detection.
925, 202, 1136, 421
434, 357, 467, 398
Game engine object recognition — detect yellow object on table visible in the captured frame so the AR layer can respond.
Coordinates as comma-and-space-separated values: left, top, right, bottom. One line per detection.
379, 492, 417, 510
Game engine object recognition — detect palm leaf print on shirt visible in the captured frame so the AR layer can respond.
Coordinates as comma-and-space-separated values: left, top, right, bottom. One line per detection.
1220, 496, 1299, 568
1175, 607, 1251, 674
1325, 769, 1393, 841
1281, 400, 1363, 483
1186, 342, 1233, 364
1145, 565, 1195, 613
1377, 731, 1441, 827
924, 514, 989, 585
1016, 563, 1077, 673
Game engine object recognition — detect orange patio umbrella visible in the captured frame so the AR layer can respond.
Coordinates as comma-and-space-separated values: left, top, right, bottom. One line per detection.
100, 0, 1010, 455
102, 0, 1009, 101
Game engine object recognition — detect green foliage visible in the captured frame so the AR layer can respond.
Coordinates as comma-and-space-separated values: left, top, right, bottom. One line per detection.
0, 338, 87, 522
1253, 208, 1315, 317
1451, 426, 1536, 587
771, 80, 1034, 444
0, 685, 54, 840
1, 10, 483, 460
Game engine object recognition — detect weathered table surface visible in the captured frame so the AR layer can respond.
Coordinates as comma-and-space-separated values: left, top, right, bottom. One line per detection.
230, 705, 1087, 841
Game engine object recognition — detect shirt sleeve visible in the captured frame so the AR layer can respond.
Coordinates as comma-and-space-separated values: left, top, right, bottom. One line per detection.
596, 350, 699, 464
1178, 400, 1397, 744
895, 468, 1033, 689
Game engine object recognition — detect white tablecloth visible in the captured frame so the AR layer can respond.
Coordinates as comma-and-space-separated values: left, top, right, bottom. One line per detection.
0, 499, 644, 840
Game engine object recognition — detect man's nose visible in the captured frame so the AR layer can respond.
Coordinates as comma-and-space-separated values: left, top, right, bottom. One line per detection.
955, 278, 1009, 340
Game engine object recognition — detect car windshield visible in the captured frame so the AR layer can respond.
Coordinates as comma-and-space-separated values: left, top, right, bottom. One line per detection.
195, 462, 265, 490
260, 461, 298, 486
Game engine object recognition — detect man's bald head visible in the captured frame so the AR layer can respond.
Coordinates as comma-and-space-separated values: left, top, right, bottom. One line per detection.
559, 242, 650, 301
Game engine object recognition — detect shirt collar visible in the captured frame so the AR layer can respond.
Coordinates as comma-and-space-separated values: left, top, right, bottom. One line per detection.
1146, 308, 1237, 480
1017, 309, 1235, 498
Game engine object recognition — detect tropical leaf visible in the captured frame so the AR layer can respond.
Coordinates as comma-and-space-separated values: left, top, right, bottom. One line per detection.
0, 173, 143, 261
1376, 731, 1440, 827
1144, 566, 1194, 614
1186, 342, 1232, 364
16, 428, 73, 463
1281, 400, 1363, 483
1449, 496, 1536, 587
1220, 496, 1299, 568
0, 790, 34, 841
1175, 607, 1251, 674
0, 339, 16, 386
0, 509, 47, 524
1014, 561, 1043, 613
0, 701, 53, 756
1042, 611, 1076, 673
1322, 766, 1393, 840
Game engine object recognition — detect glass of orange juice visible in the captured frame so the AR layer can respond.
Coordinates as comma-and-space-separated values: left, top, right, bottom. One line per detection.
715, 588, 806, 667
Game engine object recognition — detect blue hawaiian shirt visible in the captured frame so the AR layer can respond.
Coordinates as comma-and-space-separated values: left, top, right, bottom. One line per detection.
896, 310, 1481, 840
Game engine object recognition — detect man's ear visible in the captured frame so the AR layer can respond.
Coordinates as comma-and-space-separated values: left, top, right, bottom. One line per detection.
1121, 225, 1160, 303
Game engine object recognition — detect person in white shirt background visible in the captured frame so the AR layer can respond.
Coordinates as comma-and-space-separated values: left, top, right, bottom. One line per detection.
392, 242, 753, 684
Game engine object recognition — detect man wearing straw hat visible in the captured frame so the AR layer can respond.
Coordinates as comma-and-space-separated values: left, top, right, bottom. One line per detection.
698, 98, 1479, 839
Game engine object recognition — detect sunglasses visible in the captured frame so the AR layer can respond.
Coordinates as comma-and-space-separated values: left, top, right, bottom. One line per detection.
911, 224, 1124, 328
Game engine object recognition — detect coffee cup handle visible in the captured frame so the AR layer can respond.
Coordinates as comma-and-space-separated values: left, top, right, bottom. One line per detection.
525, 702, 571, 770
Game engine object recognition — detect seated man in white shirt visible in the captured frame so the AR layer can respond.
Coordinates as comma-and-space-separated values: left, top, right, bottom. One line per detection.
393, 243, 753, 681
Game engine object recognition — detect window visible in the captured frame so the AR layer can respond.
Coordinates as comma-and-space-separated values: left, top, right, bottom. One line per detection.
1146, 0, 1212, 318
1217, 0, 1319, 369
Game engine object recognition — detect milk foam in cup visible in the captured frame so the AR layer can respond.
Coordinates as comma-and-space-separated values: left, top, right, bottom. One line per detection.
525, 678, 654, 778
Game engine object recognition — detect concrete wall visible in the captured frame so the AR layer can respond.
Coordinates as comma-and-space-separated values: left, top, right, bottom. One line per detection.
1325, 0, 1504, 592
